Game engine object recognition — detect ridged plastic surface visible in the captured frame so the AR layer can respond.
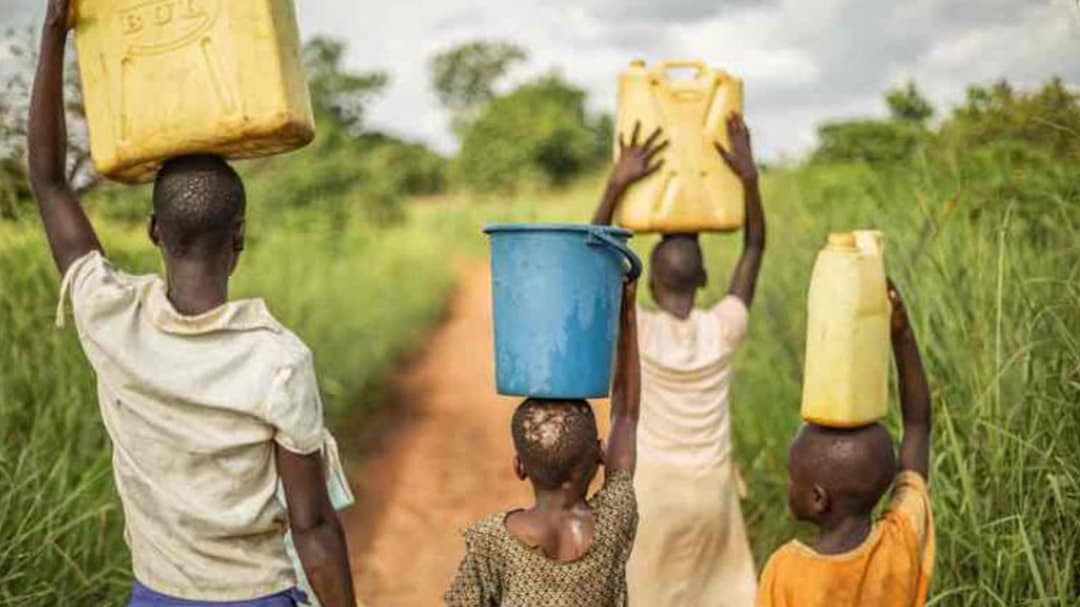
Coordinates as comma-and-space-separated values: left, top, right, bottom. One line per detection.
614, 60, 745, 233
801, 230, 890, 427
72, 0, 315, 183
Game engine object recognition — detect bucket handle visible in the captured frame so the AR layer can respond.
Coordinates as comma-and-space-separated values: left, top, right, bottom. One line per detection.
586, 231, 643, 281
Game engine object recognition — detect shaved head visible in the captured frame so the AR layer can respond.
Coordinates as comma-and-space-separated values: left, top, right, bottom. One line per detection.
511, 398, 600, 489
152, 155, 245, 258
788, 423, 896, 519
650, 234, 705, 293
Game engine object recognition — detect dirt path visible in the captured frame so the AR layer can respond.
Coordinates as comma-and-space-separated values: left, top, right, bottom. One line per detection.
342, 261, 530, 606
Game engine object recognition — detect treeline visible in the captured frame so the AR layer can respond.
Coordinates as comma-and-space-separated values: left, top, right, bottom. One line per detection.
814, 78, 1080, 165
2, 32, 1079, 221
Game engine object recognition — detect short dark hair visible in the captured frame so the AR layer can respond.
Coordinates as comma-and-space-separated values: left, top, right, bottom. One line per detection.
511, 398, 599, 489
650, 234, 704, 292
790, 423, 897, 515
152, 155, 245, 257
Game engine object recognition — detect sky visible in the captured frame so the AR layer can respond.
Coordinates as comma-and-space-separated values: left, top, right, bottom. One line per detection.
3, 0, 1080, 160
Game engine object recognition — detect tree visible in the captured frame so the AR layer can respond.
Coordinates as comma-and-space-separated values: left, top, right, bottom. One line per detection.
886, 80, 934, 124
456, 73, 602, 191
303, 37, 389, 135
1, 26, 98, 197
430, 41, 528, 135
942, 77, 1080, 158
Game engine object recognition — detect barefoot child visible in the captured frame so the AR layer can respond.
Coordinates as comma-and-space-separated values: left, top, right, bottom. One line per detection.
28, 2, 355, 604
593, 115, 765, 606
444, 278, 641, 606
756, 283, 934, 607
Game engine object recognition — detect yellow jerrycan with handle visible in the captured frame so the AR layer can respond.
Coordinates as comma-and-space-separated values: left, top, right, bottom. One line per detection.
70, 0, 315, 183
614, 59, 744, 233
801, 230, 890, 428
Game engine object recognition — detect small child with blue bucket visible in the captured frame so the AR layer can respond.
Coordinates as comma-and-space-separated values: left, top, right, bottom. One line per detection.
28, 2, 356, 604
593, 115, 765, 606
444, 275, 642, 606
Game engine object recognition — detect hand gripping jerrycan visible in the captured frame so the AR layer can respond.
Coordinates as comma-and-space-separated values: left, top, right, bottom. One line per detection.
484, 225, 642, 399
69, 0, 315, 183
614, 60, 745, 233
801, 231, 890, 428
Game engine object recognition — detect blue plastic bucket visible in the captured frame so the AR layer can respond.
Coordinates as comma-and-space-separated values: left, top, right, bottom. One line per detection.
484, 224, 642, 399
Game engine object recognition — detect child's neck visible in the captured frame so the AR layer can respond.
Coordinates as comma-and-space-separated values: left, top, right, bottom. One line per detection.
532, 484, 588, 512
165, 258, 230, 316
813, 512, 873, 555
655, 290, 696, 320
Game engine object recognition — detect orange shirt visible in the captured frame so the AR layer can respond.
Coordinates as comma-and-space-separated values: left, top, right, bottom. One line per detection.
756, 471, 934, 607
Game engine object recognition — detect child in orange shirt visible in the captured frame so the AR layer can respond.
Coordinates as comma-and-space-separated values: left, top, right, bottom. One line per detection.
756, 282, 934, 607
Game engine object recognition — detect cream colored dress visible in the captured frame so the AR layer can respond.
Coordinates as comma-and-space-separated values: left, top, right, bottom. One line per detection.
627, 296, 757, 607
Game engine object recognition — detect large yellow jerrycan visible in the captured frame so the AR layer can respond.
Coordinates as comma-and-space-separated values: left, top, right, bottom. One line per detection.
801, 231, 890, 428
614, 60, 744, 233
70, 0, 315, 183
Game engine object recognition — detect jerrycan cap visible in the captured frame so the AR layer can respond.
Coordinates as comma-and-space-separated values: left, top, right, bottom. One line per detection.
630, 59, 646, 68
826, 232, 858, 252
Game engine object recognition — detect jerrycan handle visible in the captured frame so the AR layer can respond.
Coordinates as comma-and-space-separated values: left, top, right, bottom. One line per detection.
586, 230, 643, 281
658, 59, 709, 78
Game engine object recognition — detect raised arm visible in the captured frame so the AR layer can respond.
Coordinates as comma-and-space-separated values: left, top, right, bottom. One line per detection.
592, 122, 667, 225
276, 447, 357, 607
888, 281, 931, 480
605, 279, 641, 476
715, 114, 765, 307
28, 0, 102, 275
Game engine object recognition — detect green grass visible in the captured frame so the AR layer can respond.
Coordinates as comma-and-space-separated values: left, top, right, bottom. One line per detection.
418, 152, 1080, 605
0, 194, 455, 604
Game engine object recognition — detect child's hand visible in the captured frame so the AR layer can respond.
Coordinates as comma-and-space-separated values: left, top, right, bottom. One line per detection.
612, 122, 668, 190
45, 0, 73, 30
887, 279, 909, 338
715, 113, 758, 184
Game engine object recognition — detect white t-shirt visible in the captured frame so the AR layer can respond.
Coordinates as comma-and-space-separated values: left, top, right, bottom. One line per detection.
636, 296, 749, 468
57, 251, 350, 601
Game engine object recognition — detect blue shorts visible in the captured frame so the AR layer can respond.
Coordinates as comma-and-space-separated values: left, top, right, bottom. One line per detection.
128, 581, 309, 607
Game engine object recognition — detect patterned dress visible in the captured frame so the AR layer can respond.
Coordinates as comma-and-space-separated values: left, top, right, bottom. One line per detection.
444, 471, 638, 606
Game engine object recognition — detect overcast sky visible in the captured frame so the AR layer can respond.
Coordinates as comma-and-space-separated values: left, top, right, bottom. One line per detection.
3, 0, 1079, 159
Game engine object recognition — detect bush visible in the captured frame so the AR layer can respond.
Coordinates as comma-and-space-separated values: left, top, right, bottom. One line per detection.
456, 75, 605, 191
812, 119, 930, 165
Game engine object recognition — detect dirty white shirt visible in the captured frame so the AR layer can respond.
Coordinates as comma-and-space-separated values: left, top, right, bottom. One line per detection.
636, 296, 749, 468
56, 251, 351, 601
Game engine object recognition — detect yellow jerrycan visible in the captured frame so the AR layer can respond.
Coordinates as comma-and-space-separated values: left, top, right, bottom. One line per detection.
801, 231, 890, 428
614, 60, 744, 233
70, 0, 315, 183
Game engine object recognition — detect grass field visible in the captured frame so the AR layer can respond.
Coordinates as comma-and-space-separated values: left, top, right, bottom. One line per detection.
1, 145, 1078, 604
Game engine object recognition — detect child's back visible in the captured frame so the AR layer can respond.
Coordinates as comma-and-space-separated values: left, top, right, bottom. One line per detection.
60, 247, 329, 598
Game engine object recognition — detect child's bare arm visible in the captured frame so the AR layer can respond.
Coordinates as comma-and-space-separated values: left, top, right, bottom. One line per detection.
605, 279, 641, 476
276, 446, 357, 607
888, 281, 931, 480
715, 114, 765, 307
592, 122, 666, 225
28, 0, 102, 275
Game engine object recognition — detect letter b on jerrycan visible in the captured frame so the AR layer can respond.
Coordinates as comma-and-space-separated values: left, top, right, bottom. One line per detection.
485, 225, 642, 399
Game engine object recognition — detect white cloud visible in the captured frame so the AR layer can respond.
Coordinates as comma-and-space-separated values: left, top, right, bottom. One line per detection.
3, 0, 1079, 159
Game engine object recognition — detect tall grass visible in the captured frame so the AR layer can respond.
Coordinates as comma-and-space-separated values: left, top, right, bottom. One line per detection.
0, 196, 455, 603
